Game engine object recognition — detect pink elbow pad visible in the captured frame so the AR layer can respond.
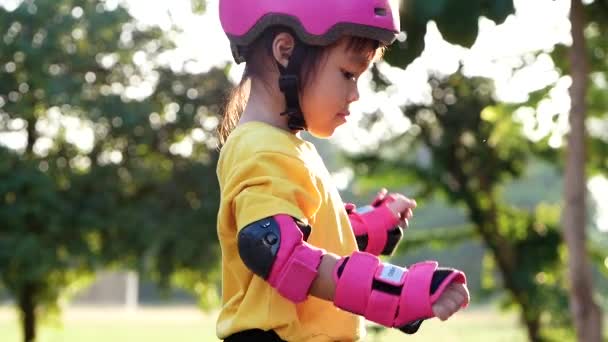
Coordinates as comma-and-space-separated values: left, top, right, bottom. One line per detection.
332, 251, 467, 329
238, 214, 325, 302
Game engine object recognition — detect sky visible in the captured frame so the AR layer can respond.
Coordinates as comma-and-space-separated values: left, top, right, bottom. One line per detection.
1, 0, 607, 232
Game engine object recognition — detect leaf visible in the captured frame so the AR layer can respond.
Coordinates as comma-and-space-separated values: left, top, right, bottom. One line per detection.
385, 0, 513, 67
384, 21, 427, 68
190, 0, 206, 14
410, 0, 447, 22
435, 1, 481, 48
482, 0, 515, 25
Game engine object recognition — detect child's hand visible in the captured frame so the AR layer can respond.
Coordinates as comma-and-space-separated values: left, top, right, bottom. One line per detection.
378, 189, 417, 229
431, 282, 470, 321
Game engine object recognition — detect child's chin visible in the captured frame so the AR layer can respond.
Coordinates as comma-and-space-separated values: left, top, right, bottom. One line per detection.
308, 127, 336, 139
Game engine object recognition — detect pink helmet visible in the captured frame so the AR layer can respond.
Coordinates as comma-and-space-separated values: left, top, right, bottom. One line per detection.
220, 0, 401, 63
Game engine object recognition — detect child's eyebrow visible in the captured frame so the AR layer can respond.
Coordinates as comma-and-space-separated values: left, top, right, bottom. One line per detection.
349, 53, 373, 69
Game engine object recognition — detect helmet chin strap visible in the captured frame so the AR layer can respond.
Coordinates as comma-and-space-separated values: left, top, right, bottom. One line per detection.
277, 44, 307, 131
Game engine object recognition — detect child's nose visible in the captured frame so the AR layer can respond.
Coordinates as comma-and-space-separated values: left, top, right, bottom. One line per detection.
348, 85, 360, 103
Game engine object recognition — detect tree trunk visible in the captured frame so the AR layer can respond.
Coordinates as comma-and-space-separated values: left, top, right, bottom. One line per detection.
18, 283, 37, 342
564, 1, 603, 341
472, 203, 544, 342
521, 306, 542, 342
490, 243, 543, 342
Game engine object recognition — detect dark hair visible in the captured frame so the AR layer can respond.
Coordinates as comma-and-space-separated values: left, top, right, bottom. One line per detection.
217, 27, 382, 147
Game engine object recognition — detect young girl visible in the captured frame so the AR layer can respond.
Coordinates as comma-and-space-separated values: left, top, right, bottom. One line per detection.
215, 1, 470, 341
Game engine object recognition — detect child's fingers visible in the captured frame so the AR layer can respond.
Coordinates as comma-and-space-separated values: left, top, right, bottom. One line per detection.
404, 208, 413, 219
386, 195, 417, 224
449, 283, 470, 306
372, 188, 388, 206
432, 284, 469, 320
432, 302, 453, 321
433, 298, 459, 320
378, 188, 388, 197
446, 289, 467, 309
444, 297, 462, 315
390, 193, 417, 209
431, 302, 444, 320
398, 210, 411, 228
387, 197, 416, 217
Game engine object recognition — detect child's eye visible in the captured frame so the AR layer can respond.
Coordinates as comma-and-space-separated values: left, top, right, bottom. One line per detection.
341, 70, 356, 81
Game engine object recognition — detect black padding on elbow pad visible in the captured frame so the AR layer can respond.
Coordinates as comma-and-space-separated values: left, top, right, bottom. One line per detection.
237, 218, 282, 279
294, 220, 312, 241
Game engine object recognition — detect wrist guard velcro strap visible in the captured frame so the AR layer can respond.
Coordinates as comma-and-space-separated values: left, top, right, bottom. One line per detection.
345, 198, 400, 256
332, 252, 467, 329
238, 214, 325, 302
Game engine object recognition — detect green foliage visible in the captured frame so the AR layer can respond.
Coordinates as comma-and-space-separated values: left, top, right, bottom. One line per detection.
345, 71, 571, 338
0, 147, 97, 320
400, 224, 476, 251
546, 1, 608, 179
385, 0, 515, 67
348, 71, 530, 200
584, 2, 608, 178
508, 205, 569, 327
0, 0, 231, 338
539, 1, 608, 286
190, 0, 206, 14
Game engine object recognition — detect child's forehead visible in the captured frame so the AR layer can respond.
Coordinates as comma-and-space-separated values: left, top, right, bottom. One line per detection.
330, 40, 376, 67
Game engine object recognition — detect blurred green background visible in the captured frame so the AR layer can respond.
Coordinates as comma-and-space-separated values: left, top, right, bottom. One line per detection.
1, 0, 607, 341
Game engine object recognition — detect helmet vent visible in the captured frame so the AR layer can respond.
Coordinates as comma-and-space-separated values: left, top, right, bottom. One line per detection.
374, 7, 387, 16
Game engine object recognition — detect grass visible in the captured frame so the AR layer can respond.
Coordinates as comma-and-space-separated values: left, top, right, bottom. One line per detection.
368, 308, 526, 342
0, 306, 216, 342
0, 305, 527, 342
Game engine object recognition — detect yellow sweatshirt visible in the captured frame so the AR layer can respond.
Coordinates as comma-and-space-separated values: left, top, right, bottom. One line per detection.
215, 122, 364, 341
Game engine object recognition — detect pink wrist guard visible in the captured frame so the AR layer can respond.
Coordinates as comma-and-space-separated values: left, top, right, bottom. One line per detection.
332, 251, 467, 330
346, 193, 401, 255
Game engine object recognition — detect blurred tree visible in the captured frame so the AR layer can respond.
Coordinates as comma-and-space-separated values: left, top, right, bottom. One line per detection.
190, 0, 206, 13
348, 71, 569, 342
0, 1, 230, 341
534, 0, 607, 340
356, 0, 606, 340
384, 0, 515, 67
581, 2, 608, 293
361, 1, 569, 340
583, 1, 608, 180
560, 1, 603, 340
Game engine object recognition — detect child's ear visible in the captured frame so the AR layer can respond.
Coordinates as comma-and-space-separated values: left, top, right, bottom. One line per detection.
272, 32, 295, 68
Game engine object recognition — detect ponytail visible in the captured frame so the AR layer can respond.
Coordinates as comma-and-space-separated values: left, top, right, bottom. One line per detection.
217, 67, 251, 148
